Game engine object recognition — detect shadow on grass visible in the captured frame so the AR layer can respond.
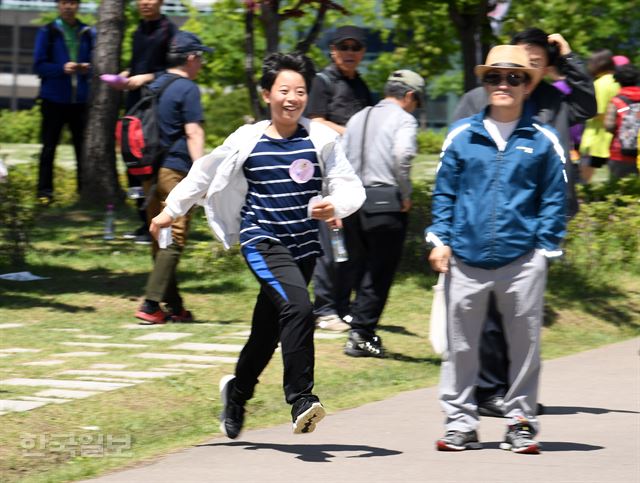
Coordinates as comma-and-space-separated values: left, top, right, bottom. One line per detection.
199, 441, 402, 463
385, 351, 441, 365
379, 324, 421, 337
0, 264, 246, 311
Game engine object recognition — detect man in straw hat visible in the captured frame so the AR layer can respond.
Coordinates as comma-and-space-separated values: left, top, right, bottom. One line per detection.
452, 28, 595, 421
425, 45, 568, 454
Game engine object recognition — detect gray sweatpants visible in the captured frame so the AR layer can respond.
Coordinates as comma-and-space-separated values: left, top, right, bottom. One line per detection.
439, 250, 547, 433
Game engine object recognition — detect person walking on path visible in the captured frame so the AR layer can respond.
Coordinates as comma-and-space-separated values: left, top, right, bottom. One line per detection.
339, 69, 423, 358
149, 52, 365, 439
452, 28, 595, 418
426, 45, 567, 454
33, 0, 94, 204
306, 25, 374, 332
134, 31, 210, 325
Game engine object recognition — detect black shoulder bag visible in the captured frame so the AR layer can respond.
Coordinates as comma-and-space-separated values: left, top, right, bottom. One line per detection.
358, 106, 405, 232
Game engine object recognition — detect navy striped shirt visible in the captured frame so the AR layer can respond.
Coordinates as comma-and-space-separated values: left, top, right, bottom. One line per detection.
239, 126, 323, 260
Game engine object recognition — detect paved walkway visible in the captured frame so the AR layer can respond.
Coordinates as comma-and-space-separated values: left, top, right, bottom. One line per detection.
84, 338, 640, 483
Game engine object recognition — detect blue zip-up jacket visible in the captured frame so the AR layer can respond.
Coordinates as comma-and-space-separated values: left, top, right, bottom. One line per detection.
33, 20, 94, 104
426, 106, 567, 269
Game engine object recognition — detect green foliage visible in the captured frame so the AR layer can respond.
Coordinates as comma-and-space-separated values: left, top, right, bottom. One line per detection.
562, 177, 640, 278
0, 162, 40, 268
502, 0, 640, 64
416, 129, 446, 154
0, 106, 41, 144
202, 89, 253, 148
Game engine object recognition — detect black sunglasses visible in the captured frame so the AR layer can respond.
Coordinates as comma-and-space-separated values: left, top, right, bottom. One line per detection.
482, 71, 528, 87
336, 43, 364, 52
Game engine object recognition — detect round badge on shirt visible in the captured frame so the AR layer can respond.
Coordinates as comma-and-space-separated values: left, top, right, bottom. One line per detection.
289, 159, 314, 184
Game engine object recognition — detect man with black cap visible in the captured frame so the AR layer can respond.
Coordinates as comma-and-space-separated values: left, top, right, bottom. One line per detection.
339, 69, 424, 358
307, 25, 374, 332
135, 31, 211, 325
33, 0, 94, 204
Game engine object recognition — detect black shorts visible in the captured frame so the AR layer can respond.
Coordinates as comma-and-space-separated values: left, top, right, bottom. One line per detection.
581, 155, 608, 168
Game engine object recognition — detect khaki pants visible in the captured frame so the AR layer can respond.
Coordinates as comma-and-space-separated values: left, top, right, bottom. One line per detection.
143, 167, 192, 309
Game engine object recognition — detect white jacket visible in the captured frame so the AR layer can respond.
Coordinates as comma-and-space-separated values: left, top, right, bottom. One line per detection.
163, 118, 366, 249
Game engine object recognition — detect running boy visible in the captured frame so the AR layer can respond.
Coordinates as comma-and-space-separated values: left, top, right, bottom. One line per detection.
149, 52, 365, 438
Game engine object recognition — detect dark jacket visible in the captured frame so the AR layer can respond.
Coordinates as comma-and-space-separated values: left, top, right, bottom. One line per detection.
452, 53, 596, 217
33, 20, 94, 104
427, 107, 567, 269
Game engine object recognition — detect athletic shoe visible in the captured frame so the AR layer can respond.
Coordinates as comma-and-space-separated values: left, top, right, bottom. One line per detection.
169, 309, 194, 323
436, 430, 482, 451
123, 224, 147, 240
134, 232, 153, 245
500, 417, 541, 454
315, 314, 351, 332
291, 395, 326, 434
219, 375, 244, 439
135, 308, 168, 325
344, 332, 384, 358
478, 396, 505, 418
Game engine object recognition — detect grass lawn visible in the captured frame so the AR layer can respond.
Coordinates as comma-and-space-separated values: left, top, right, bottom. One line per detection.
0, 146, 638, 483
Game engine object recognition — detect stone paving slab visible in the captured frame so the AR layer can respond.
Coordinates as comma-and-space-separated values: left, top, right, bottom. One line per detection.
58, 352, 107, 357
0, 399, 47, 412
60, 370, 178, 379
75, 335, 113, 340
136, 353, 237, 364
0, 323, 25, 329
170, 343, 244, 353
19, 396, 71, 404
61, 342, 147, 349
134, 332, 193, 342
22, 360, 65, 366
0, 378, 134, 391
0, 348, 41, 353
36, 389, 99, 399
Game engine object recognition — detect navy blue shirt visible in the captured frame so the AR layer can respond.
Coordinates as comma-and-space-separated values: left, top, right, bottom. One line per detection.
240, 126, 323, 260
149, 73, 203, 174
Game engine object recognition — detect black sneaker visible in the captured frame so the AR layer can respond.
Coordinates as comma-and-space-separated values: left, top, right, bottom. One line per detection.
500, 417, 541, 454
134, 232, 153, 245
478, 396, 505, 418
436, 429, 482, 451
344, 332, 384, 358
291, 395, 326, 434
219, 375, 245, 439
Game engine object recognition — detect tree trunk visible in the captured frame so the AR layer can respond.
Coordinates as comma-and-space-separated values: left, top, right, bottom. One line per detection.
244, 3, 266, 120
449, 0, 492, 93
295, 4, 328, 54
260, 0, 280, 53
81, 0, 126, 205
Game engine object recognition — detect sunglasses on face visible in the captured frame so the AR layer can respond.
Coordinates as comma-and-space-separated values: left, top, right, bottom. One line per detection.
482, 71, 527, 87
336, 43, 364, 52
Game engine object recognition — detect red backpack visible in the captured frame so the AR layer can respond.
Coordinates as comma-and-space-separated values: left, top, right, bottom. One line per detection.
116, 74, 181, 178
613, 95, 640, 157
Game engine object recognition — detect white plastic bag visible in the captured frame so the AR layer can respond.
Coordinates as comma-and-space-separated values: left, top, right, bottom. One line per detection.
429, 273, 447, 355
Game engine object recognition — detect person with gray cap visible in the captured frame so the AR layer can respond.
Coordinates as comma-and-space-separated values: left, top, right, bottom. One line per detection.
338, 69, 424, 357
134, 31, 211, 324
307, 25, 374, 333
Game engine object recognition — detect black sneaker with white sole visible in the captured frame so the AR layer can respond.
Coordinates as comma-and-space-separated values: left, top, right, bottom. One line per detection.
344, 332, 384, 358
219, 375, 245, 439
291, 395, 326, 434
436, 429, 482, 451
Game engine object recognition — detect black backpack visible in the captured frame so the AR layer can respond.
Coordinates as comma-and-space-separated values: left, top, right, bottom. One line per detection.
116, 74, 181, 178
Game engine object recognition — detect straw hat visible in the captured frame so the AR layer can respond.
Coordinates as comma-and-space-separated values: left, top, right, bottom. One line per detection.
474, 45, 541, 85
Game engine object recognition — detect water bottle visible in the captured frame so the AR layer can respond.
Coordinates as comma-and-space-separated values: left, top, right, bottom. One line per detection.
103, 204, 115, 240
330, 227, 348, 262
